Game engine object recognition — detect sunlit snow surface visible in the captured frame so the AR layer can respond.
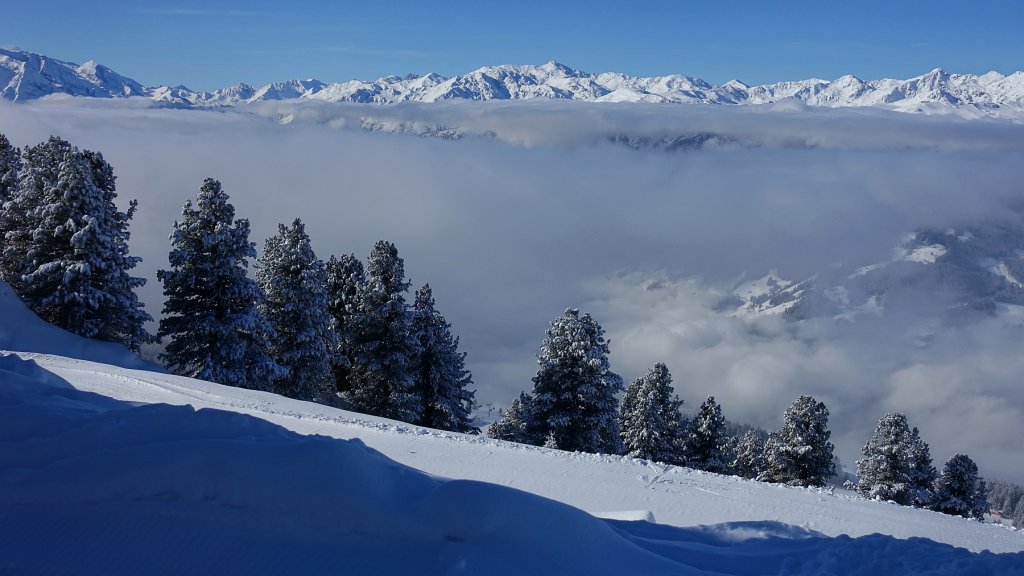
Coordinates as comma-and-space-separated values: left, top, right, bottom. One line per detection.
2, 288, 1023, 575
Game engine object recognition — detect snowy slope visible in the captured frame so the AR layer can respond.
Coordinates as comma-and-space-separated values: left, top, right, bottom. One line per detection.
0, 47, 145, 102
730, 225, 1024, 323
3, 47, 1023, 118
2, 282, 1024, 574
4, 354, 1022, 575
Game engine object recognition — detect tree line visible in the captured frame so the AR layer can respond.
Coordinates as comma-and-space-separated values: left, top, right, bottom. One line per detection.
0, 134, 475, 433
488, 307, 992, 521
487, 310, 836, 487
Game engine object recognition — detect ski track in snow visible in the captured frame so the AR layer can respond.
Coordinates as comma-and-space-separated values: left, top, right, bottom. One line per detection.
10, 350, 1024, 557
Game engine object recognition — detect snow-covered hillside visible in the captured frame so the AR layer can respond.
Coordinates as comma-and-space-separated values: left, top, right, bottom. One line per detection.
0, 48, 145, 102
730, 224, 1024, 323
2, 283, 1023, 574
3, 47, 1023, 118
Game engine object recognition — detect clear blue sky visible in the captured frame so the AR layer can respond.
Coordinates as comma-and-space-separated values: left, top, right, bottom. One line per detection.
3, 0, 1022, 91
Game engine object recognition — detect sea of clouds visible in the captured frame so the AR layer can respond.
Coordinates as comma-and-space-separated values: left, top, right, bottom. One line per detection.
2, 96, 1023, 482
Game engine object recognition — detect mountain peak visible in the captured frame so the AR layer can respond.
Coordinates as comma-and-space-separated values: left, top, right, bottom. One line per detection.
2, 48, 1023, 118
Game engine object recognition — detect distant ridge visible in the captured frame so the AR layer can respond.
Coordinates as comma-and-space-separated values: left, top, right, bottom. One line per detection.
3, 47, 1023, 117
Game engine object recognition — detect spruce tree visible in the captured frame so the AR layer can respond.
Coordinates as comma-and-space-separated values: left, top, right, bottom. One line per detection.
0, 133, 19, 205
346, 240, 420, 421
619, 363, 683, 463
526, 308, 623, 454
325, 253, 366, 395
410, 284, 477, 432
0, 136, 152, 350
256, 218, 337, 401
487, 392, 534, 444
931, 454, 989, 520
157, 178, 283, 389
683, 396, 727, 473
907, 426, 937, 507
856, 412, 916, 504
759, 395, 835, 486
731, 429, 765, 479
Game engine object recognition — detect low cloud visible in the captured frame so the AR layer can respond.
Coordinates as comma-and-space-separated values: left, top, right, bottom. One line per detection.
1, 98, 1023, 482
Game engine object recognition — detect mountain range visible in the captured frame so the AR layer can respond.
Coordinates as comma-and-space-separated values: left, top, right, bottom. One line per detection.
2, 47, 1023, 116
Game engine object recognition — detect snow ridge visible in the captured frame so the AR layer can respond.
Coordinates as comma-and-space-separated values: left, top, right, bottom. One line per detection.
3, 48, 1023, 117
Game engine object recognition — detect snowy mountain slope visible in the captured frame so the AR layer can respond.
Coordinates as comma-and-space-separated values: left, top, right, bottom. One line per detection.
3, 47, 1023, 118
0, 47, 145, 102
4, 354, 1023, 575
2, 282, 1023, 573
731, 223, 1024, 323
24, 350, 1023, 554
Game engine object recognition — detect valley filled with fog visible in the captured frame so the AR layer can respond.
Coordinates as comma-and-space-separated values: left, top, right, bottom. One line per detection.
3, 97, 1023, 483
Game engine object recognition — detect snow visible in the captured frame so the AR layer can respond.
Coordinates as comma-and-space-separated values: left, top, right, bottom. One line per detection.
4, 47, 1024, 119
2, 283, 1024, 573
989, 261, 1024, 288
731, 273, 805, 318
904, 243, 948, 264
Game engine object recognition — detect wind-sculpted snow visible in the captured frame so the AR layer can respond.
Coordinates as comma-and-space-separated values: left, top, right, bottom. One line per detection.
1, 352, 1022, 575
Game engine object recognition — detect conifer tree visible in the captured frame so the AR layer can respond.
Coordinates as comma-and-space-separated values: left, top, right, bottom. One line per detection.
759, 395, 835, 486
731, 429, 765, 479
526, 308, 623, 454
0, 136, 152, 350
410, 283, 476, 432
256, 218, 337, 401
326, 253, 366, 395
0, 133, 19, 205
619, 363, 683, 463
856, 412, 916, 504
346, 240, 420, 421
157, 178, 283, 389
487, 392, 534, 444
683, 396, 727, 473
907, 426, 938, 507
931, 454, 989, 520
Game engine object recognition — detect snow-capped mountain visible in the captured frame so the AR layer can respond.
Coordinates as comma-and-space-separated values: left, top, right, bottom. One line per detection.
0, 48, 145, 101
730, 223, 1024, 324
3, 47, 1023, 117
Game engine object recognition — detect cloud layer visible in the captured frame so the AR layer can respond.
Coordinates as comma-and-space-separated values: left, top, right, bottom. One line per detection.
2, 98, 1023, 482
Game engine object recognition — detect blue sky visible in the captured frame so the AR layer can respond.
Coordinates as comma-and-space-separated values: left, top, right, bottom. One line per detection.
3, 1, 1023, 91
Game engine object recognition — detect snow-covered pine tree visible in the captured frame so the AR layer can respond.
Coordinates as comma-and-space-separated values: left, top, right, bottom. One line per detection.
856, 412, 916, 504
410, 283, 477, 433
0, 133, 19, 205
78, 150, 152, 351
345, 240, 420, 422
256, 218, 337, 401
0, 136, 152, 350
487, 392, 534, 444
157, 178, 283, 389
683, 395, 727, 473
526, 308, 624, 454
907, 426, 937, 507
930, 454, 989, 520
731, 429, 765, 479
759, 395, 835, 486
325, 253, 366, 395
619, 363, 684, 463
